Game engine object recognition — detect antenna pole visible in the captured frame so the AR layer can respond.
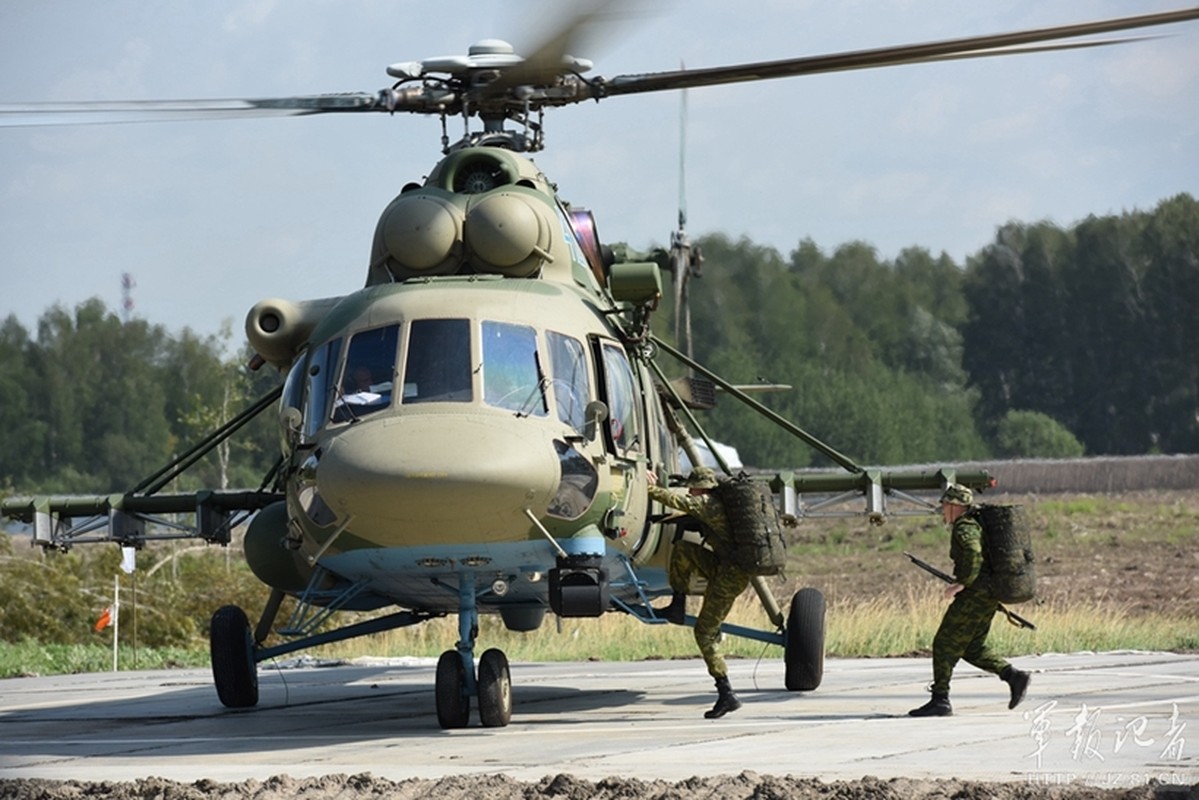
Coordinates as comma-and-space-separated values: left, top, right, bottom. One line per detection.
120, 273, 136, 324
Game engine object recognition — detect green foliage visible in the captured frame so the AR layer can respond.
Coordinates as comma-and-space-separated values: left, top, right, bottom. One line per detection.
0, 304, 279, 494
673, 234, 988, 467
0, 535, 96, 644
962, 194, 1199, 455
0, 536, 273, 650
994, 410, 1085, 458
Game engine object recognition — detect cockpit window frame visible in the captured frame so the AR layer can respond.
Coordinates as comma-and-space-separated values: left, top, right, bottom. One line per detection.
593, 337, 644, 456
546, 329, 592, 434
301, 336, 343, 441
331, 324, 401, 424
481, 320, 548, 417
400, 318, 474, 405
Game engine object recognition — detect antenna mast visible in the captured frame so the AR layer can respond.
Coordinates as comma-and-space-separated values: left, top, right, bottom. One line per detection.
121, 273, 136, 323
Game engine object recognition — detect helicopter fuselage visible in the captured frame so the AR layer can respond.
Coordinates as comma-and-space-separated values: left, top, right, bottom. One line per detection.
242, 146, 676, 628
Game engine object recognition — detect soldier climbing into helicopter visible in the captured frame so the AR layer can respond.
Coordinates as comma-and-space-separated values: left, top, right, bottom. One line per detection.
647, 467, 751, 719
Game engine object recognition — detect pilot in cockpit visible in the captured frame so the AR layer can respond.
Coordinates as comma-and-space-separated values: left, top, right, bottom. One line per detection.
333, 366, 389, 421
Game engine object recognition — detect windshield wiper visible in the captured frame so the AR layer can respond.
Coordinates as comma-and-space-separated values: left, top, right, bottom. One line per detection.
514, 350, 551, 419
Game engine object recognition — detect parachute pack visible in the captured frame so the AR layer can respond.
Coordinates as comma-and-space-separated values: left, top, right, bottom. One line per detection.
970, 503, 1037, 604
715, 475, 788, 576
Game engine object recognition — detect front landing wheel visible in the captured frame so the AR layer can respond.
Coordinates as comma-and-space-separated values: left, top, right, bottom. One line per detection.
477, 648, 512, 728
784, 587, 826, 691
435, 650, 471, 729
210, 605, 259, 708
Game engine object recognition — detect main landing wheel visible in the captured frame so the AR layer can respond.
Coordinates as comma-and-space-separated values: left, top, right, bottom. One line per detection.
784, 587, 826, 692
477, 648, 512, 728
210, 604, 259, 708
435, 650, 471, 729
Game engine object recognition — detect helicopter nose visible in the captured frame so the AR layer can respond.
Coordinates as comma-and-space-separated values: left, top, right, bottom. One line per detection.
314, 414, 560, 543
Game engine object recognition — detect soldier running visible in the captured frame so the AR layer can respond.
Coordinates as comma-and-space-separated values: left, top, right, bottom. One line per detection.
909, 482, 1031, 717
648, 467, 750, 719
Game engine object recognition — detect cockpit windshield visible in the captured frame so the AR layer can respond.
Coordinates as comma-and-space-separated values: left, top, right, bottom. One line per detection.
332, 325, 398, 423
483, 321, 546, 416
297, 318, 595, 432
403, 319, 472, 404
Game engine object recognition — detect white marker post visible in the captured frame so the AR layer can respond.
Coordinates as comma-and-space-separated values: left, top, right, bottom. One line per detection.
111, 574, 119, 672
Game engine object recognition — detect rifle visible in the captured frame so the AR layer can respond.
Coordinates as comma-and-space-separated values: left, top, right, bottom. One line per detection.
903, 552, 1037, 631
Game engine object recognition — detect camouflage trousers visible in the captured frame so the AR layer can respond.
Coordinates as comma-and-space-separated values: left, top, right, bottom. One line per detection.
669, 540, 751, 680
931, 588, 1011, 694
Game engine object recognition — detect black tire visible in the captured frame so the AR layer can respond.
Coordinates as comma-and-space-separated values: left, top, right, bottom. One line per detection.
784, 587, 826, 691
435, 650, 471, 729
210, 605, 259, 708
477, 648, 512, 728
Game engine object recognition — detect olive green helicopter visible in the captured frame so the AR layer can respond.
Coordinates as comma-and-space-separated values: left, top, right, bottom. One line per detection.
3, 4, 1198, 729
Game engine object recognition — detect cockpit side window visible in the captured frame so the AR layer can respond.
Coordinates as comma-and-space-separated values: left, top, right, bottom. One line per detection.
599, 341, 642, 453
302, 337, 342, 439
546, 331, 590, 432
280, 354, 307, 451
332, 325, 399, 423
403, 319, 472, 404
281, 356, 306, 415
483, 321, 547, 416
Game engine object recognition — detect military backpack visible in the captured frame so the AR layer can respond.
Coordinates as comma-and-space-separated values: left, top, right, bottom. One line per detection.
715, 474, 788, 576
970, 503, 1036, 604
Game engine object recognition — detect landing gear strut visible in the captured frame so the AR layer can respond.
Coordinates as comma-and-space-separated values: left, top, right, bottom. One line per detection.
434, 573, 513, 729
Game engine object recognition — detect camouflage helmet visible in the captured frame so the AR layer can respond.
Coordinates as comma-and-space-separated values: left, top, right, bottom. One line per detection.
939, 483, 974, 507
685, 466, 719, 489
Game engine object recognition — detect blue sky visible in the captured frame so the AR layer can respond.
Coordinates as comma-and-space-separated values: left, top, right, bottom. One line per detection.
2, 1, 1197, 341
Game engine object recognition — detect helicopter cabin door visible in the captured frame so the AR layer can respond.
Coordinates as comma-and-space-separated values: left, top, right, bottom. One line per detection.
591, 337, 650, 547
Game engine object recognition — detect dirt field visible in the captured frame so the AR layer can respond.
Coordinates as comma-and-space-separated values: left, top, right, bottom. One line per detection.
3, 772, 1196, 799
784, 490, 1199, 622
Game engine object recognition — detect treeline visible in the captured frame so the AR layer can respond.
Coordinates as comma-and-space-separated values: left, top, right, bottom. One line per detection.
0, 302, 279, 494
658, 193, 1198, 468
0, 195, 1195, 493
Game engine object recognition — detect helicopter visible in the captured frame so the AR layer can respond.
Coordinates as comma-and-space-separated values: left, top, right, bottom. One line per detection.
3, 5, 1198, 730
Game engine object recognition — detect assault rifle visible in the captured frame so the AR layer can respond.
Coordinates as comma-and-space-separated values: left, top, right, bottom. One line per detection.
903, 552, 1037, 631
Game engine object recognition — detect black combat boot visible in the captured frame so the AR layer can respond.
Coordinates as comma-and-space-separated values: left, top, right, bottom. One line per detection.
704, 677, 742, 719
1001, 666, 1030, 710
655, 592, 686, 625
908, 692, 953, 717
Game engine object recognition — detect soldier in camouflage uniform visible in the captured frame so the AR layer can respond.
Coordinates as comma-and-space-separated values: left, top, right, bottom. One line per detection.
909, 483, 1031, 717
648, 467, 750, 719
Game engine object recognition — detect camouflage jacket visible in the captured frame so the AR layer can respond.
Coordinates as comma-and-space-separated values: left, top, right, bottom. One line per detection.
648, 485, 732, 551
949, 514, 985, 588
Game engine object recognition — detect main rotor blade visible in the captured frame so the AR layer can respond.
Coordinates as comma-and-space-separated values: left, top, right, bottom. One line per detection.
0, 93, 383, 128
598, 7, 1199, 97
481, 0, 639, 95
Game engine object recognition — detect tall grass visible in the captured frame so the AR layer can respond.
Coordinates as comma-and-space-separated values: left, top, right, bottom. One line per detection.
0, 642, 209, 677
4, 590, 1193, 679
825, 589, 1199, 657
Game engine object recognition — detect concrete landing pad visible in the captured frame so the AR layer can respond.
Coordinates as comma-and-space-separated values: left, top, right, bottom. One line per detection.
1, 652, 1196, 789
